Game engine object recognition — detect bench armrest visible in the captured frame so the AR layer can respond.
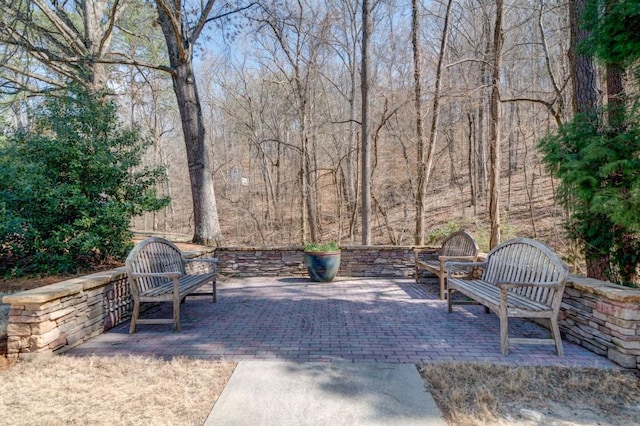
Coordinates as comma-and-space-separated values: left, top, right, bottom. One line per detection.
445, 260, 486, 280
445, 260, 486, 271
438, 255, 476, 271
413, 247, 438, 262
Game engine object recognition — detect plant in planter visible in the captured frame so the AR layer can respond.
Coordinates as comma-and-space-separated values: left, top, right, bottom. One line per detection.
303, 241, 341, 282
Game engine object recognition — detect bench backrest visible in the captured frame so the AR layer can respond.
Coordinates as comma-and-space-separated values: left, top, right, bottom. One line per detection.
440, 231, 479, 258
125, 237, 186, 294
482, 237, 568, 305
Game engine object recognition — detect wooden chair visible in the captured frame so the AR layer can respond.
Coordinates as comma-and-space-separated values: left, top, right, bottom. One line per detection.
125, 237, 218, 333
414, 231, 479, 300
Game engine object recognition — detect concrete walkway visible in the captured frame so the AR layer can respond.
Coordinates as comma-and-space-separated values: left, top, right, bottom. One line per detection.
67, 277, 618, 425
204, 361, 446, 425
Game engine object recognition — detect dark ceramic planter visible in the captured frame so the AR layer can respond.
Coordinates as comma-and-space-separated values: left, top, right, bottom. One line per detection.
303, 251, 341, 282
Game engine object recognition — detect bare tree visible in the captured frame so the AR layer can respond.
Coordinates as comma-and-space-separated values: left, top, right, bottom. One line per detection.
153, 1, 255, 245
0, 0, 125, 92
326, 0, 361, 241
412, 0, 426, 245
488, 0, 504, 248
414, 0, 453, 245
254, 1, 335, 243
361, 0, 372, 245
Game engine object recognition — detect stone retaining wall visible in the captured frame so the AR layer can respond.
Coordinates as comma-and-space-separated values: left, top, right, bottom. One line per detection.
2, 248, 216, 359
215, 246, 419, 277
561, 275, 640, 369
3, 268, 131, 359
2, 246, 639, 370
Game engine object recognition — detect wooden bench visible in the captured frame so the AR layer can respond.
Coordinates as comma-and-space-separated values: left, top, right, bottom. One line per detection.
125, 237, 218, 333
446, 237, 568, 356
414, 230, 479, 300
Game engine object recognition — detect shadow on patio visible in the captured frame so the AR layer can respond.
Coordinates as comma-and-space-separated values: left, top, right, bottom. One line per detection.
68, 277, 617, 368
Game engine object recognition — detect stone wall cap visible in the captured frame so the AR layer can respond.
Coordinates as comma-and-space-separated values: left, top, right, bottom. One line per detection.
182, 248, 216, 257
2, 267, 127, 305
3, 281, 84, 305
568, 274, 640, 303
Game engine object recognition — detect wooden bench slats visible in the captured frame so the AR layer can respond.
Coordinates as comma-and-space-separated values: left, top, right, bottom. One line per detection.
138, 273, 216, 299
414, 231, 479, 300
126, 237, 218, 333
447, 238, 568, 356
451, 279, 551, 313
416, 259, 470, 276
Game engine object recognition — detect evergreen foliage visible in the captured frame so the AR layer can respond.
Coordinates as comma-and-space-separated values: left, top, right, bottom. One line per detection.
541, 0, 640, 286
583, 0, 640, 73
0, 86, 169, 277
539, 111, 640, 286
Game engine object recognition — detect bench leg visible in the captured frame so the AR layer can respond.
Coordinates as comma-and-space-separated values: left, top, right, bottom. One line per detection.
212, 279, 217, 303
447, 289, 453, 313
500, 314, 509, 356
500, 293, 509, 356
439, 273, 446, 301
550, 317, 564, 357
173, 293, 180, 332
129, 299, 140, 334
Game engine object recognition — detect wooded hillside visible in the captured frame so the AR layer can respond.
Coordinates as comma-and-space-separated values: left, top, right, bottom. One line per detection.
128, 0, 570, 253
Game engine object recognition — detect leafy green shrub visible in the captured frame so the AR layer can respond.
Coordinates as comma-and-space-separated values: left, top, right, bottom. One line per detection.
304, 241, 339, 252
0, 86, 169, 277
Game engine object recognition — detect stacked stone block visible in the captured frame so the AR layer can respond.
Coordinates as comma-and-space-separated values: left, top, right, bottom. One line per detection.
216, 246, 417, 278
560, 275, 640, 369
4, 271, 132, 359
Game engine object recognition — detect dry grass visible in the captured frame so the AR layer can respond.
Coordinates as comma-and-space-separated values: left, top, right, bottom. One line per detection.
1, 355, 640, 425
420, 363, 640, 426
0, 355, 236, 426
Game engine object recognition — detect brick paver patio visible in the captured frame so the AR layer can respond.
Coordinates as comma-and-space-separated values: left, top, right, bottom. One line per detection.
68, 277, 618, 367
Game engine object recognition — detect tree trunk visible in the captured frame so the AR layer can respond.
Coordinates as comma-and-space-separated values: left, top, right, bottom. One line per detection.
347, 50, 358, 238
488, 0, 504, 249
156, 4, 223, 245
606, 63, 625, 130
413, 0, 426, 245
569, 0, 606, 279
569, 0, 597, 115
361, 0, 372, 245
415, 0, 454, 245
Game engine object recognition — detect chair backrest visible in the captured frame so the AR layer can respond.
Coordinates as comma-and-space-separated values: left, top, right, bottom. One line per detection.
125, 237, 185, 295
440, 231, 479, 258
482, 237, 569, 305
